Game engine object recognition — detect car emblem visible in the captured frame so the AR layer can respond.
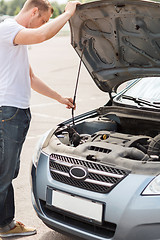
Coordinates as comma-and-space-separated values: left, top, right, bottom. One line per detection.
69, 165, 88, 180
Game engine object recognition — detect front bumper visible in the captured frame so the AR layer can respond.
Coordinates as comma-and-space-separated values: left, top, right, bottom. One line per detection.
31, 152, 160, 240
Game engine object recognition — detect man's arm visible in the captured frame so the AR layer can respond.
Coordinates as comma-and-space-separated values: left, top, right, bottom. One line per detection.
30, 66, 75, 109
14, 1, 80, 45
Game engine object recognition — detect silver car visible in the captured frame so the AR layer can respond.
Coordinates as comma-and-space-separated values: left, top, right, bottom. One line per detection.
31, 0, 160, 239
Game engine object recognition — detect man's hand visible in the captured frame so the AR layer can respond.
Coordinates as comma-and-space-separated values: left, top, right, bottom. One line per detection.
59, 97, 76, 109
65, 1, 81, 17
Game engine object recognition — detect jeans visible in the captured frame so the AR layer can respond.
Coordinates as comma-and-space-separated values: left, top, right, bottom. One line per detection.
0, 106, 31, 227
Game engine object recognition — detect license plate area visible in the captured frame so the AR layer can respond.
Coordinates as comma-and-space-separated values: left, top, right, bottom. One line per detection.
51, 190, 103, 224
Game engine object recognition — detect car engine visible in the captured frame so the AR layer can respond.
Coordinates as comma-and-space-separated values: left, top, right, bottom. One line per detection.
55, 112, 160, 164
47, 109, 160, 192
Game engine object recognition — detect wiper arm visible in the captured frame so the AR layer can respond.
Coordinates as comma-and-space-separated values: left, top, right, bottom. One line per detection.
122, 95, 160, 108
153, 101, 160, 105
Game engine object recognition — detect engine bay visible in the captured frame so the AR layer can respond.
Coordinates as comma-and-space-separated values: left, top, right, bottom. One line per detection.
55, 109, 160, 163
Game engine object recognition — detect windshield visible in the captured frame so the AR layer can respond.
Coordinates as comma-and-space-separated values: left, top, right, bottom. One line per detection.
124, 77, 160, 102
115, 77, 160, 108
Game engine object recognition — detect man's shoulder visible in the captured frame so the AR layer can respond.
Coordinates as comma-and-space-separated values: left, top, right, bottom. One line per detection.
0, 18, 13, 30
0, 18, 24, 28
1, 18, 15, 26
0, 15, 10, 23
0, 18, 24, 36
0, 18, 24, 45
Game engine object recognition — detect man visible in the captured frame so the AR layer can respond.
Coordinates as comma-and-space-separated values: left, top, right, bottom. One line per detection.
0, 0, 80, 238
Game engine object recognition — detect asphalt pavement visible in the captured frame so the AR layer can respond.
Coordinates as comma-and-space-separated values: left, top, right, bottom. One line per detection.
11, 29, 108, 240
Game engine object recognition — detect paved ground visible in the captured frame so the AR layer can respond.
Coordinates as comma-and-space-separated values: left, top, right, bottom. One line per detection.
7, 30, 108, 240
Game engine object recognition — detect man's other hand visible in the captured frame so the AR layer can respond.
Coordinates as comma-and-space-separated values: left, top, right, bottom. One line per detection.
59, 97, 76, 109
65, 1, 81, 17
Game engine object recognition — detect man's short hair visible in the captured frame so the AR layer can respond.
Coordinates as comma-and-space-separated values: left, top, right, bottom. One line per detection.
24, 0, 53, 14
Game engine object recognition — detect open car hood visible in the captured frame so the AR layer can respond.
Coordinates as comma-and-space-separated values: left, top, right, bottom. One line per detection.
69, 0, 160, 93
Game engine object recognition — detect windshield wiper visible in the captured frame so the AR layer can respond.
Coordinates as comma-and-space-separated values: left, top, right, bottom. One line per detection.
122, 95, 160, 109
153, 101, 160, 105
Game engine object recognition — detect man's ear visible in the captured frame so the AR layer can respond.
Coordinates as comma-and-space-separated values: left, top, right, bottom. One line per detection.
31, 7, 39, 16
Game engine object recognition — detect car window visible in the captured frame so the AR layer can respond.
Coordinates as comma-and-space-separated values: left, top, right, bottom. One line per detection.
124, 77, 160, 102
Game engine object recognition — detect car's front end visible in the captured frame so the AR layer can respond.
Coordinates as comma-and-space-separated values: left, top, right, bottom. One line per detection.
31, 98, 160, 240
31, 0, 160, 239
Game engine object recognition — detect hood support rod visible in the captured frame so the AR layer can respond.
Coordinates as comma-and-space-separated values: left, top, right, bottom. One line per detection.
72, 41, 86, 126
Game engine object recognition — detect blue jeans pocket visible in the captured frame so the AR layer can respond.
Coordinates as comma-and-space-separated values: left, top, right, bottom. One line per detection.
1, 107, 31, 143
2, 107, 19, 122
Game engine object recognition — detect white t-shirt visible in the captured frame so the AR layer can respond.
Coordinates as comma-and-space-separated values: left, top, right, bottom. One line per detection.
0, 18, 31, 109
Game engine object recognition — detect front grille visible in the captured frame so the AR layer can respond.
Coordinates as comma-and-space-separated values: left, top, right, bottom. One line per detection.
40, 199, 116, 238
49, 153, 129, 193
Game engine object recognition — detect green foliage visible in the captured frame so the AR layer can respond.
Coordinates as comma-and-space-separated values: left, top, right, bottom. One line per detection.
51, 2, 66, 18
0, 0, 7, 15
51, 2, 61, 18
0, 0, 67, 17
5, 0, 25, 16
14, 6, 21, 15
0, 0, 95, 17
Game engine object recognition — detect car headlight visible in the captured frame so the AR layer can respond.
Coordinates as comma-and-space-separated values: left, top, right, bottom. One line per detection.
142, 174, 160, 195
32, 128, 54, 167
